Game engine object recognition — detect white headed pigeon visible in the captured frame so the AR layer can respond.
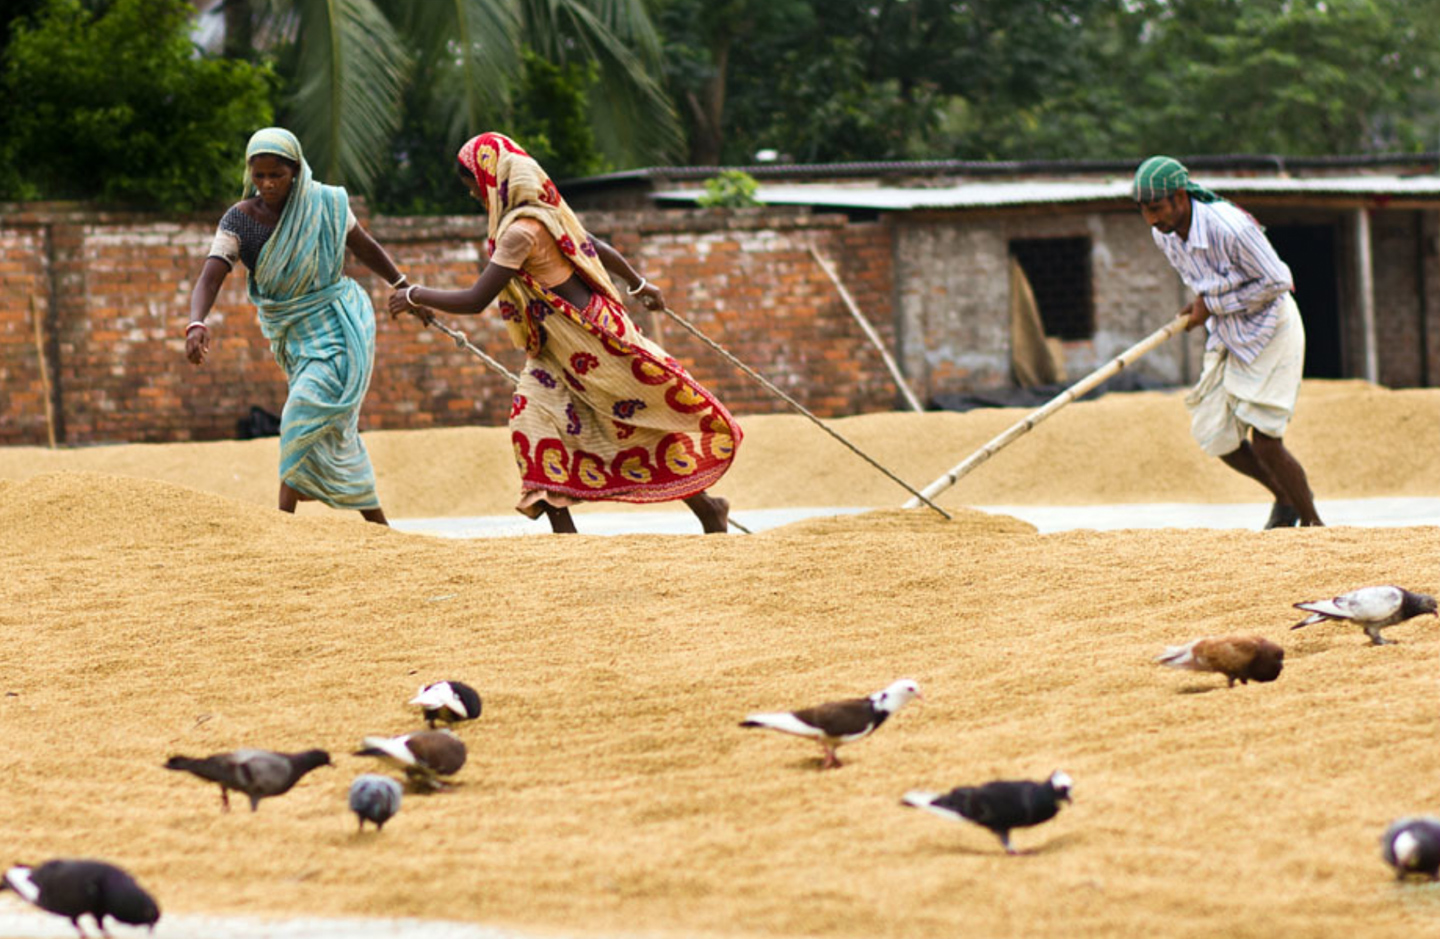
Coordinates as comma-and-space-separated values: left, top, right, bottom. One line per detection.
1292, 586, 1438, 645
409, 680, 482, 729
902, 770, 1073, 854
1382, 817, 1440, 880
1156, 636, 1284, 687
740, 679, 921, 769
354, 730, 467, 790
2, 859, 160, 937
349, 774, 403, 832
164, 748, 331, 812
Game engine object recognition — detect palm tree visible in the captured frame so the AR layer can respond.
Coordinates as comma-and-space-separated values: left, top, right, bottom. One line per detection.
203, 0, 680, 191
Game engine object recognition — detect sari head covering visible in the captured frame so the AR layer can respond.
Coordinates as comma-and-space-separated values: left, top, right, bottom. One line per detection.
243, 127, 381, 511
1133, 155, 1222, 205
455, 132, 741, 512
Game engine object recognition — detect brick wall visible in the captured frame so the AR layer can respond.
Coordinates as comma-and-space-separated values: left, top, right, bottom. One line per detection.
0, 203, 901, 445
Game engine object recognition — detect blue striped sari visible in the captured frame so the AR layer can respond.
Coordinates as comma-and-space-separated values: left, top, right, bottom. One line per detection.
246, 128, 379, 511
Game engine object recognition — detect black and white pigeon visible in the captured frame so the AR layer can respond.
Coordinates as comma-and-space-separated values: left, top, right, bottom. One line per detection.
739, 679, 921, 769
902, 770, 1073, 854
1381, 817, 1440, 880
354, 730, 467, 790
164, 748, 332, 812
409, 680, 483, 729
2, 859, 160, 937
348, 774, 403, 832
1292, 585, 1438, 645
1156, 635, 1284, 687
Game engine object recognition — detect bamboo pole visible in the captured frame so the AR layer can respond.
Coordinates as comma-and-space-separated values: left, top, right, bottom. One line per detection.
30, 295, 57, 449
903, 313, 1188, 508
808, 245, 924, 412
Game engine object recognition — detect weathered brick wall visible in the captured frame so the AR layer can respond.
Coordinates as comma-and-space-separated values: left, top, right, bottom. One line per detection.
894, 207, 1201, 395
0, 204, 900, 445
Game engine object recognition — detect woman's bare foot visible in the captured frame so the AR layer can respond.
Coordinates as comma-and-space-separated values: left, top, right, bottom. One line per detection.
684, 492, 729, 534
540, 502, 577, 534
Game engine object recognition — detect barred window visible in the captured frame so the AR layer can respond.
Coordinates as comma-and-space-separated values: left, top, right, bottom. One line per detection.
1010, 237, 1094, 340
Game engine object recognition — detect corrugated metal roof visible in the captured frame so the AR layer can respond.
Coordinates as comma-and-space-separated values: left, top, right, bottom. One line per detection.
653, 175, 1440, 211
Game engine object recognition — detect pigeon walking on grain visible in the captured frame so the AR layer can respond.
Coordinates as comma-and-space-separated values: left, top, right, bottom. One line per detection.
1292, 586, 1437, 645
2, 859, 160, 937
354, 730, 467, 791
1156, 636, 1284, 687
164, 748, 332, 812
1381, 817, 1440, 880
739, 679, 921, 769
902, 770, 1073, 854
410, 680, 482, 729
348, 774, 403, 832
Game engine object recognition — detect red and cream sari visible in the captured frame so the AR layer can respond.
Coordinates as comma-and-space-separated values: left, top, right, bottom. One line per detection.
457, 133, 741, 516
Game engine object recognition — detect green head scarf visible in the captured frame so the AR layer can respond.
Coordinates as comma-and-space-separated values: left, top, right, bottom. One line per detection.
1133, 155, 1222, 205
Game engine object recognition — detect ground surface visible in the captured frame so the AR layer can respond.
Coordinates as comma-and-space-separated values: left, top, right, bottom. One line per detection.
2, 381, 1439, 939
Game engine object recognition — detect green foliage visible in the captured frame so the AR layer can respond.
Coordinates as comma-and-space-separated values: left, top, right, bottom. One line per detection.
508, 47, 611, 182
1, 0, 273, 209
696, 169, 759, 208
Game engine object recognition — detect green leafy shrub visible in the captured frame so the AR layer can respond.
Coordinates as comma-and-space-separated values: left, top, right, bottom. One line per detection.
1, 0, 274, 209
696, 170, 760, 208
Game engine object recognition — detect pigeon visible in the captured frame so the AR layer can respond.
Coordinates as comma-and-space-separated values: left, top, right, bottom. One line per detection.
1382, 817, 1440, 880
348, 774, 403, 832
902, 770, 1073, 854
410, 680, 483, 728
1292, 586, 1438, 645
1155, 635, 1284, 687
164, 748, 332, 812
739, 679, 921, 769
354, 730, 467, 790
2, 859, 160, 937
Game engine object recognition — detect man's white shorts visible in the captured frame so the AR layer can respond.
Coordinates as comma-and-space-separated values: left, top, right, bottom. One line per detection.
1186, 294, 1305, 457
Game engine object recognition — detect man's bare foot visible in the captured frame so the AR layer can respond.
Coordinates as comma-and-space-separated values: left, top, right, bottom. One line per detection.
684, 492, 729, 534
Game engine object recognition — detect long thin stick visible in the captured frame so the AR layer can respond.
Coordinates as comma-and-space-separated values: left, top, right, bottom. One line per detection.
421, 312, 752, 534
659, 306, 951, 520
30, 295, 56, 448
903, 314, 1188, 508
808, 245, 924, 412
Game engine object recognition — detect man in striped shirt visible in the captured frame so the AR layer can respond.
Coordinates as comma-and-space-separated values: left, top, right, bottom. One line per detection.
1135, 155, 1322, 529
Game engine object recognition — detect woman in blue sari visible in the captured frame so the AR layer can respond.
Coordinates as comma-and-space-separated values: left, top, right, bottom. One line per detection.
185, 128, 403, 525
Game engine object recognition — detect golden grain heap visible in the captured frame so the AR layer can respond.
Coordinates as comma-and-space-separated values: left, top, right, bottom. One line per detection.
1, 381, 1438, 939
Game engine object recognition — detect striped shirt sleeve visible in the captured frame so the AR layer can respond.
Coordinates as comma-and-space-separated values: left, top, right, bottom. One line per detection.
1203, 208, 1292, 317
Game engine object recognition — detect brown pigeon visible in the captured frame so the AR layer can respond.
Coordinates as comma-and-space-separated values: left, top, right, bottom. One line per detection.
1156, 636, 1284, 687
354, 730, 467, 791
740, 679, 921, 769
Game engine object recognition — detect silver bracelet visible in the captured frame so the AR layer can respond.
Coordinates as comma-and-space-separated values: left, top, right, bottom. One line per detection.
388, 273, 408, 288
627, 277, 648, 296
185, 321, 209, 335
405, 284, 420, 308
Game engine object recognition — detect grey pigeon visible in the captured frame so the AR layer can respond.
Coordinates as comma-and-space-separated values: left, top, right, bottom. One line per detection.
1292, 586, 1438, 645
410, 680, 482, 729
902, 770, 1073, 854
2, 859, 160, 937
1156, 636, 1284, 687
354, 730, 467, 790
1382, 817, 1440, 880
740, 679, 922, 769
349, 774, 403, 832
164, 748, 332, 812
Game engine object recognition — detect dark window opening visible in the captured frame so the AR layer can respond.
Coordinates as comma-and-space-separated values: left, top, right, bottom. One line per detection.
1010, 237, 1094, 340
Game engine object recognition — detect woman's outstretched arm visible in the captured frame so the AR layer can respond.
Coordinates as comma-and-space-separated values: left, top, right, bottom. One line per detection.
387, 261, 520, 320
593, 238, 665, 310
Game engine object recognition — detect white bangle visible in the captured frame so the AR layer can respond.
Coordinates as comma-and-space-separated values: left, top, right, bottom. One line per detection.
405, 285, 420, 308
185, 321, 209, 334
388, 273, 408, 288
627, 277, 648, 296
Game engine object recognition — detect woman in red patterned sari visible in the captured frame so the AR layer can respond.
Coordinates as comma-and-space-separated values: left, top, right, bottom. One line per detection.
389, 133, 740, 533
